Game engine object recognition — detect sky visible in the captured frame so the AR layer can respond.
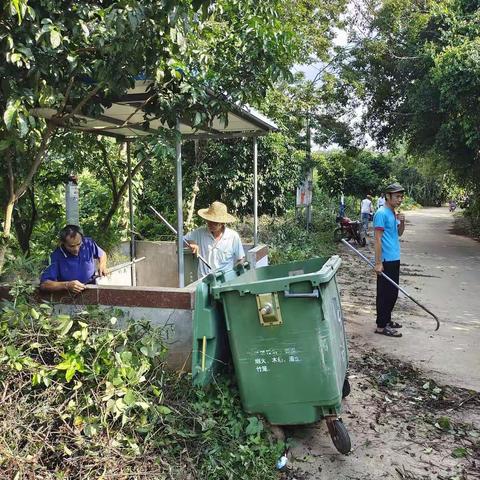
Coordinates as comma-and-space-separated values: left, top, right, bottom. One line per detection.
291, 23, 376, 152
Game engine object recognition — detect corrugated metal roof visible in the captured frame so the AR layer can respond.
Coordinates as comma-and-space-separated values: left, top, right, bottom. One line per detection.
32, 81, 277, 139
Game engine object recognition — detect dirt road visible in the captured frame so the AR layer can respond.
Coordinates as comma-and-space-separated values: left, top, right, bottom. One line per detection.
342, 207, 480, 391
287, 207, 480, 480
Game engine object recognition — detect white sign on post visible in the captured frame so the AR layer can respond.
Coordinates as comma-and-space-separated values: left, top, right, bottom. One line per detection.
296, 180, 312, 207
66, 179, 79, 225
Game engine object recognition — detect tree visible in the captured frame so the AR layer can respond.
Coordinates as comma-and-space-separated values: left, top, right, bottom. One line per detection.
1, 0, 349, 270
343, 0, 480, 198
0, 0, 213, 269
315, 149, 393, 198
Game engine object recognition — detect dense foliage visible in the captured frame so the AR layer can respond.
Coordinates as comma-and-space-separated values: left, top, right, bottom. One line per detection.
342, 0, 480, 222
0, 284, 283, 478
0, 0, 348, 270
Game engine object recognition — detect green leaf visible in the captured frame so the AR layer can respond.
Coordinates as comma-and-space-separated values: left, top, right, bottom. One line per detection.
245, 416, 263, 436
6, 346, 19, 357
140, 346, 150, 357
65, 366, 76, 382
81, 327, 88, 341
17, 114, 29, 137
124, 390, 136, 406
30, 308, 40, 320
84, 423, 98, 437
50, 29, 61, 48
3, 102, 17, 129
137, 401, 152, 411
80, 21, 90, 38
59, 319, 74, 336
112, 375, 123, 387
437, 416, 451, 431
115, 397, 126, 411
120, 351, 132, 363
451, 447, 468, 458
157, 405, 171, 415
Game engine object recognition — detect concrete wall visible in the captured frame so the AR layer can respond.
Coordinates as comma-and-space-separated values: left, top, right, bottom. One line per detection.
134, 241, 178, 287
97, 263, 133, 286
56, 301, 194, 372
35, 283, 198, 372
127, 240, 269, 288
0, 243, 269, 372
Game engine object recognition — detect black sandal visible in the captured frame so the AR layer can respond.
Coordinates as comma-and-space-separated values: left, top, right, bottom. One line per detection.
375, 326, 402, 337
388, 321, 403, 329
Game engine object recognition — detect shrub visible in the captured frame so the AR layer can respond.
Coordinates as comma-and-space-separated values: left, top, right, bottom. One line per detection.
0, 284, 283, 479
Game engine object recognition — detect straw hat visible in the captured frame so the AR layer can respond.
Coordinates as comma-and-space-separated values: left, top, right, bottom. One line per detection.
198, 201, 236, 223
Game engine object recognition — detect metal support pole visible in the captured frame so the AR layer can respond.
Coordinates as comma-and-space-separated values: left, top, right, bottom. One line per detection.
253, 136, 258, 246
175, 119, 185, 288
305, 115, 312, 231
126, 141, 136, 286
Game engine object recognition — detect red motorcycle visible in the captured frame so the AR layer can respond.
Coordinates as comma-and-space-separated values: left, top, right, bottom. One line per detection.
334, 215, 366, 247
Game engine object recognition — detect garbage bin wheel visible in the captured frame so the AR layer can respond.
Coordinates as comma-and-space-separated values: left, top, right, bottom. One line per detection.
333, 227, 345, 243
342, 377, 351, 399
329, 419, 351, 454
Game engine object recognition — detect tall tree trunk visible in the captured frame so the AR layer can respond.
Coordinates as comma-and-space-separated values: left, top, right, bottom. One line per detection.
98, 149, 149, 232
185, 139, 206, 229
186, 177, 200, 229
0, 125, 56, 273
0, 201, 15, 273
13, 187, 37, 255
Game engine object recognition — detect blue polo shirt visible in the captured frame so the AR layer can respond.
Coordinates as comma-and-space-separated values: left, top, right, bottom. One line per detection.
40, 237, 105, 284
373, 206, 400, 261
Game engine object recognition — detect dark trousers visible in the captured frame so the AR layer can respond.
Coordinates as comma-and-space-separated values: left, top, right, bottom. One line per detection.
376, 260, 400, 328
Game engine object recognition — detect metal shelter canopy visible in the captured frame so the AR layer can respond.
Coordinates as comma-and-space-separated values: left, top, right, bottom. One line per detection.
36, 80, 278, 287
35, 80, 277, 140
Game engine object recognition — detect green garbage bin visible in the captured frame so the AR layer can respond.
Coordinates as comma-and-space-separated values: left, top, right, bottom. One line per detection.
192, 256, 351, 453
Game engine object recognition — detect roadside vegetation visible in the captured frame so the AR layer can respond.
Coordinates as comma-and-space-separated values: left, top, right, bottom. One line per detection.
0, 284, 284, 479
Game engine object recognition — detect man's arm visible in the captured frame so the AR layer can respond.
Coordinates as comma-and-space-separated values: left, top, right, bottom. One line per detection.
185, 240, 200, 256
397, 213, 405, 236
39, 260, 86, 293
92, 240, 108, 276
235, 256, 245, 266
374, 228, 384, 273
40, 279, 86, 293
234, 233, 245, 265
97, 252, 108, 276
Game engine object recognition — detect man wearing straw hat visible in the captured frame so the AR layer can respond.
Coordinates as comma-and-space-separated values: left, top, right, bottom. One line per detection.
185, 201, 245, 277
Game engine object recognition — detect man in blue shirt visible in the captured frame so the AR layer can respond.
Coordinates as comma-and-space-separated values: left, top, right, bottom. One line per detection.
373, 183, 406, 337
40, 225, 107, 294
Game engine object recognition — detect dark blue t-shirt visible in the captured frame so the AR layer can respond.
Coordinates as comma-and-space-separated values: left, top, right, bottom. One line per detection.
40, 237, 105, 284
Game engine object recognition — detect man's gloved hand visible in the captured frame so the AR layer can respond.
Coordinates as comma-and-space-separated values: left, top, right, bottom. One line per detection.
66, 280, 86, 293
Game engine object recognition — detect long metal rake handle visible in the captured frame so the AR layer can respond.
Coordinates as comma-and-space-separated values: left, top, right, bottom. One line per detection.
148, 205, 212, 271
341, 239, 440, 331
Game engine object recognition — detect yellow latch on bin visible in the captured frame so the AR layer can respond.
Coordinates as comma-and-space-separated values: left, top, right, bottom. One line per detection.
256, 293, 283, 326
